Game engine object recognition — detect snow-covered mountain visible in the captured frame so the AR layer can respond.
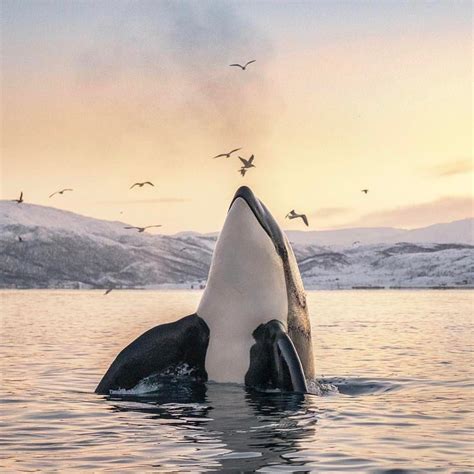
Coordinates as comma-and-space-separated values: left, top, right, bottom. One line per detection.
1, 201, 472, 289
285, 219, 474, 246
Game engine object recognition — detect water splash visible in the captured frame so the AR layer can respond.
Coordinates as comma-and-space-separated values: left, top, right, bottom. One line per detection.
109, 363, 203, 396
319, 377, 400, 396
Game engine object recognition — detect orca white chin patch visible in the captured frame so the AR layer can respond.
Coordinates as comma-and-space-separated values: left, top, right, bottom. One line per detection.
198, 197, 288, 383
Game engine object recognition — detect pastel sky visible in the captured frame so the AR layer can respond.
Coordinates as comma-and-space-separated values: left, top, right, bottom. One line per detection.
1, 0, 472, 234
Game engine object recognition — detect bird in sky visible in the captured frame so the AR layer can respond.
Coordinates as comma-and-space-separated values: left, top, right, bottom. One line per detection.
285, 210, 309, 227
18, 236, 24, 242
238, 154, 256, 168
213, 148, 241, 159
124, 225, 163, 233
130, 181, 154, 189
12, 192, 23, 204
104, 288, 114, 295
361, 189, 369, 194
49, 188, 73, 198
353, 241, 361, 245
239, 167, 248, 177
229, 60, 256, 70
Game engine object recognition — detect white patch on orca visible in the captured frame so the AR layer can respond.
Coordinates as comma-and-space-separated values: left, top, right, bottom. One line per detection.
198, 197, 288, 383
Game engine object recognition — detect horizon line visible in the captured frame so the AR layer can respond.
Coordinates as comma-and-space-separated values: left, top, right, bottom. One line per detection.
1, 199, 472, 235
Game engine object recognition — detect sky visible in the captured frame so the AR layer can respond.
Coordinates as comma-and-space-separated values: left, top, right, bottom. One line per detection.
1, 0, 472, 234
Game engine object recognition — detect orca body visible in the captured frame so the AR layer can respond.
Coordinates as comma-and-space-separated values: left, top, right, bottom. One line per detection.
96, 186, 315, 394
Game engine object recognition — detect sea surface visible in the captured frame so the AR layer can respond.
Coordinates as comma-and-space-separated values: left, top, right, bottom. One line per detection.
1, 290, 473, 472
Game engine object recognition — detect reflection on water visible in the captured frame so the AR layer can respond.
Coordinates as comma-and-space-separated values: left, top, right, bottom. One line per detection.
108, 384, 316, 472
1, 290, 473, 472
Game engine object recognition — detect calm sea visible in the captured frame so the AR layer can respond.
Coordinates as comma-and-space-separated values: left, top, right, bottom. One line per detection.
1, 290, 473, 472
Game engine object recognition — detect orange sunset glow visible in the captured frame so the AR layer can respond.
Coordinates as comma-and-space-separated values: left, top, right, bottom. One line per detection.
1, 1, 472, 233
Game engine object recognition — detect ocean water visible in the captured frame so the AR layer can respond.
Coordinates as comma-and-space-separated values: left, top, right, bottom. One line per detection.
1, 290, 472, 472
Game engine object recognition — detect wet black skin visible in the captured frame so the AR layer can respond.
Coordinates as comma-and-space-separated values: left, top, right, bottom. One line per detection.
245, 320, 307, 393
95, 314, 209, 394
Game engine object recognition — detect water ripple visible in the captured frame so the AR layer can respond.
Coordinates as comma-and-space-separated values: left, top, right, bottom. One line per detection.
1, 289, 473, 472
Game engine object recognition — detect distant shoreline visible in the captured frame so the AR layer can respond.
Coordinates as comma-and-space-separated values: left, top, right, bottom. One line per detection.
1, 286, 473, 291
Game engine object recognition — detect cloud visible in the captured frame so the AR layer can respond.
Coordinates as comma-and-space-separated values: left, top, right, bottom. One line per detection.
430, 158, 472, 177
348, 196, 473, 228
75, 2, 275, 144
310, 207, 352, 218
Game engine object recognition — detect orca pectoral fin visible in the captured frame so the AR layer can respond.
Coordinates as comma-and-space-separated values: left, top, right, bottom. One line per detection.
95, 314, 209, 394
245, 320, 308, 393
274, 332, 308, 393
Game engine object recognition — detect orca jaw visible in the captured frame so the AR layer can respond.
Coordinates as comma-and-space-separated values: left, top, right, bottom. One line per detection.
200, 188, 289, 320
229, 186, 288, 259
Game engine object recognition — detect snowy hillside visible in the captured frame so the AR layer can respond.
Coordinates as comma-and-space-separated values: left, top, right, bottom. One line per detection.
0, 201, 472, 289
291, 242, 473, 289
286, 219, 474, 246
0, 201, 214, 289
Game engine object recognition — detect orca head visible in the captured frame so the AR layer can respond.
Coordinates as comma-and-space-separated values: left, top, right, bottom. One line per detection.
228, 186, 288, 259
197, 186, 313, 383
199, 186, 289, 326
225, 186, 309, 315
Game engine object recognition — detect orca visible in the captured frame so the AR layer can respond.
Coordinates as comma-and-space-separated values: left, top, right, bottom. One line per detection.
95, 186, 315, 395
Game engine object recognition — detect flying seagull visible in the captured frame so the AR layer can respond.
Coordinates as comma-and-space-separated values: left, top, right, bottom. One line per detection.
239, 167, 248, 177
104, 288, 114, 295
49, 188, 73, 198
12, 192, 23, 204
229, 60, 256, 70
213, 148, 241, 159
130, 181, 154, 189
361, 189, 369, 194
124, 225, 162, 233
353, 241, 361, 245
238, 154, 256, 168
285, 210, 309, 227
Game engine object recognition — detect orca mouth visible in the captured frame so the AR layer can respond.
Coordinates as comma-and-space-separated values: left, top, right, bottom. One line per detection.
229, 186, 287, 258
